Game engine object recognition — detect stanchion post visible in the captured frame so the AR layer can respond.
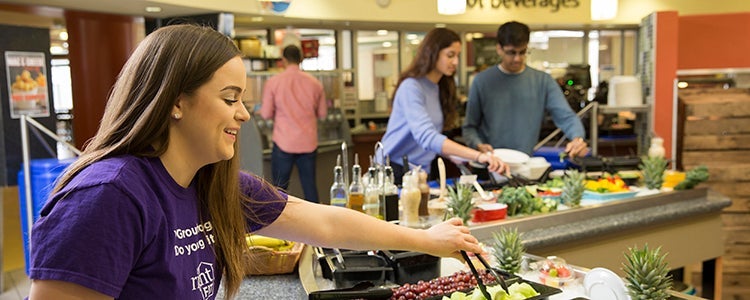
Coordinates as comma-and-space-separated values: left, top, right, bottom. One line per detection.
20, 115, 34, 266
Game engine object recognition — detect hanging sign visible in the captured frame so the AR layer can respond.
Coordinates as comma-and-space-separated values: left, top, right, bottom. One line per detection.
5, 51, 50, 119
466, 0, 581, 12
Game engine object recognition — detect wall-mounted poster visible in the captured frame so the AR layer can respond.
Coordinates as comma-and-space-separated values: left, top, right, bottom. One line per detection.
5, 51, 50, 119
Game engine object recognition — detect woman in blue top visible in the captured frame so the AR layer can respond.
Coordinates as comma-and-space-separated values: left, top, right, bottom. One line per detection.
380, 28, 507, 182
28, 24, 484, 300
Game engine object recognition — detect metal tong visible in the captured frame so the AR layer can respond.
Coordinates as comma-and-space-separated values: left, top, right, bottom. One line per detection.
460, 250, 510, 299
475, 251, 509, 294
507, 173, 531, 187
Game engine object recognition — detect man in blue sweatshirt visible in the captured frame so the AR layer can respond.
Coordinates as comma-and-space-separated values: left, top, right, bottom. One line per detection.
462, 21, 589, 158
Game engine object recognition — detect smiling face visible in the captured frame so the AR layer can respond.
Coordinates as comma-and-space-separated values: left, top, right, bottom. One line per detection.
434, 41, 461, 77
171, 56, 250, 166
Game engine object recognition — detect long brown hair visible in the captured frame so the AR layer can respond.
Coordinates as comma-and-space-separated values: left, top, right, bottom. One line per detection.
393, 27, 461, 130
52, 24, 250, 299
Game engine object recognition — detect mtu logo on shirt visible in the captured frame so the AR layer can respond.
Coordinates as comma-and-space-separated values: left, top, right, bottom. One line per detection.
191, 262, 215, 299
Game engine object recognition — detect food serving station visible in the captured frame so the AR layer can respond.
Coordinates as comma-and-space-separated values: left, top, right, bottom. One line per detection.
229, 187, 729, 299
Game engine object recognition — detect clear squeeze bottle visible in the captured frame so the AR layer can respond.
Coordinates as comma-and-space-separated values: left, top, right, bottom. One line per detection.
400, 168, 421, 227
364, 157, 382, 219
330, 155, 348, 207
348, 154, 365, 213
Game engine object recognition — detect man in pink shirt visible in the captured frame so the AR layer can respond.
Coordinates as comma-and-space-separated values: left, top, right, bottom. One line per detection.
260, 45, 327, 203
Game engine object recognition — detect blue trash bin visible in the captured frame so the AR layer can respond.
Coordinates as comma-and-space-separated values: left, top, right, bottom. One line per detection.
18, 158, 75, 275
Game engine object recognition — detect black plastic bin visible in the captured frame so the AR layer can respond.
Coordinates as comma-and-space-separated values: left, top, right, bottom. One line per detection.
379, 250, 440, 285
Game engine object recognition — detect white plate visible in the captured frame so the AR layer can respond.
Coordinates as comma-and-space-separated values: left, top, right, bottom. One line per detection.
493, 148, 530, 165
584, 267, 630, 300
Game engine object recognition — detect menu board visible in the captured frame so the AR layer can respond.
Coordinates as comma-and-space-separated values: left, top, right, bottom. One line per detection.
4, 51, 50, 119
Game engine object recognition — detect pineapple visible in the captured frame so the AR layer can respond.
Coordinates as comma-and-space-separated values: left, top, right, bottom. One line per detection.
622, 244, 673, 300
491, 227, 525, 274
446, 183, 475, 225
561, 170, 586, 207
639, 156, 668, 190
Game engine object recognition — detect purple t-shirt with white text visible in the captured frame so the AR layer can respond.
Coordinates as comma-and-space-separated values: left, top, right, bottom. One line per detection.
29, 155, 287, 299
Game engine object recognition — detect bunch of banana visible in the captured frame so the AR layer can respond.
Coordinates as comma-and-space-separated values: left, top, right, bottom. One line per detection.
245, 234, 295, 251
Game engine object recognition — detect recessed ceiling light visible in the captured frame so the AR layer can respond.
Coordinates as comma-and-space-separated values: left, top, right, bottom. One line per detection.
435, 23, 447, 28
145, 6, 162, 13
377, 30, 388, 36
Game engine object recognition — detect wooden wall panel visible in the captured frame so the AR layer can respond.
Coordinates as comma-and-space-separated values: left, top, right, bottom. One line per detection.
679, 88, 750, 299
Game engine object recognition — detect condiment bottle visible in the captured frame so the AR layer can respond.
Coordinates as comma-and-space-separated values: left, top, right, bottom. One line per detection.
400, 169, 421, 227
364, 157, 382, 219
330, 155, 347, 207
417, 168, 430, 220
383, 159, 399, 221
347, 154, 365, 213
648, 137, 665, 158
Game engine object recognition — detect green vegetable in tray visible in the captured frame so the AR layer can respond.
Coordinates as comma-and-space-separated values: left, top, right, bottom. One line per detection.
539, 177, 564, 189
674, 165, 709, 190
498, 187, 557, 217
441, 282, 539, 300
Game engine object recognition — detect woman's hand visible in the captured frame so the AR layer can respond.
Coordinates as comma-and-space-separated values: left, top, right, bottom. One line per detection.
477, 152, 509, 176
423, 218, 484, 259
565, 137, 589, 157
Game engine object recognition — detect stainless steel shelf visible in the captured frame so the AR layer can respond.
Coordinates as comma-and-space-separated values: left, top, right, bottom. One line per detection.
598, 104, 650, 114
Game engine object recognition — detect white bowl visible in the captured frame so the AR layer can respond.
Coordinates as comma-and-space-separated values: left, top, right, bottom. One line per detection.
584, 267, 630, 300
493, 148, 530, 165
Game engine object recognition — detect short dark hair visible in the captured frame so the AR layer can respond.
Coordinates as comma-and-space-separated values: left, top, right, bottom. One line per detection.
282, 45, 302, 64
496, 21, 530, 47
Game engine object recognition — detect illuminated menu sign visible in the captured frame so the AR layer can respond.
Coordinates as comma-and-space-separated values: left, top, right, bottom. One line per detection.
5, 51, 50, 119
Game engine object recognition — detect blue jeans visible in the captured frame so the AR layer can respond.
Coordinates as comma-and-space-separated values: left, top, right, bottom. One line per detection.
271, 144, 319, 203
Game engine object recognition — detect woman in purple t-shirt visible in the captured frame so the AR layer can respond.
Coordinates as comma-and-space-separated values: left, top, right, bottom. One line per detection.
28, 24, 484, 300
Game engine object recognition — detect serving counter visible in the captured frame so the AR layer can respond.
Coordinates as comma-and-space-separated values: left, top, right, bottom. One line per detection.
472, 187, 729, 299
226, 187, 730, 299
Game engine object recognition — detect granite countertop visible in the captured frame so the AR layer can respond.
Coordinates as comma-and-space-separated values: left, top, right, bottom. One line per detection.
216, 272, 306, 299
521, 189, 731, 249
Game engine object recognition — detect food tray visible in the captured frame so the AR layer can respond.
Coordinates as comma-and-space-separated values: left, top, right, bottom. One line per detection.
582, 190, 638, 201
327, 254, 393, 289
379, 250, 441, 285
425, 274, 563, 300
245, 242, 305, 275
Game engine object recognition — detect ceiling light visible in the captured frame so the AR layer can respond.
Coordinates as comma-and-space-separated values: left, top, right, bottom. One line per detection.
406, 34, 418, 40
410, 39, 420, 45
377, 30, 388, 36
59, 31, 68, 41
251, 16, 264, 22
591, 0, 617, 20
145, 6, 162, 13
382, 41, 392, 47
437, 0, 466, 15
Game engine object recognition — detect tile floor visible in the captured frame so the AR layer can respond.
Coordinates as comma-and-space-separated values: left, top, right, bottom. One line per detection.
1, 269, 30, 300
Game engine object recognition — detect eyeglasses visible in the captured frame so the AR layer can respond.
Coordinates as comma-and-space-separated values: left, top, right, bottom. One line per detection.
502, 48, 530, 57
